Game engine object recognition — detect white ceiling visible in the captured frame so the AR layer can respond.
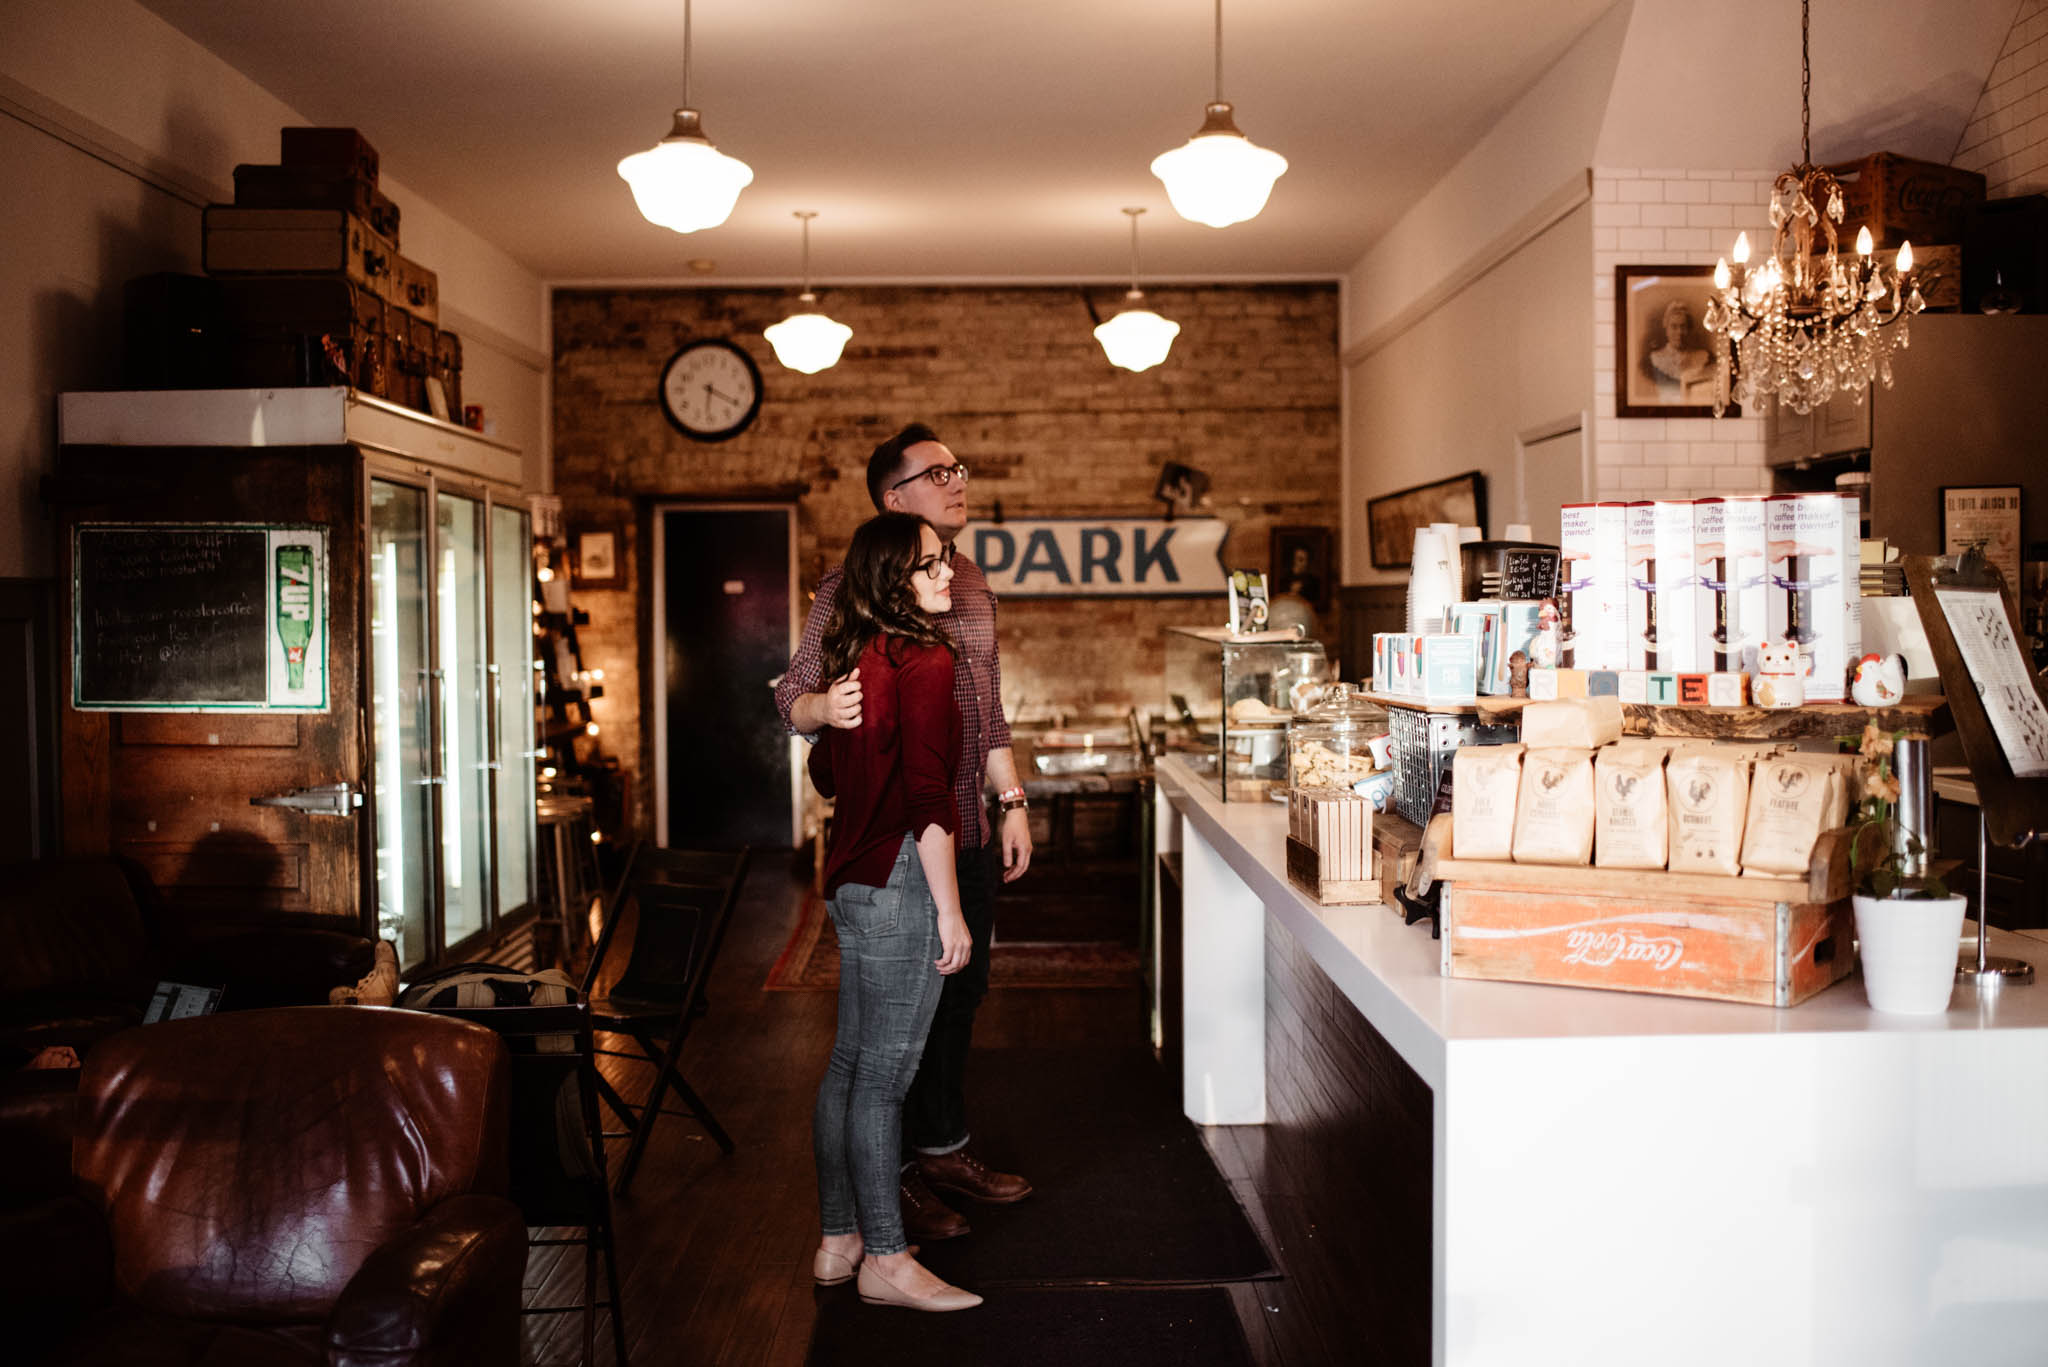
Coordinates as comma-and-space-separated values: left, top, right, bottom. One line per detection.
131, 0, 1618, 284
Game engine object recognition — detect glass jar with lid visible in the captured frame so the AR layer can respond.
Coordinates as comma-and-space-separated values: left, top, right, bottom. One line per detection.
1287, 683, 1390, 797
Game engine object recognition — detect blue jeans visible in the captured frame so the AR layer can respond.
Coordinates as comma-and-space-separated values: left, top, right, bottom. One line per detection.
814, 835, 945, 1255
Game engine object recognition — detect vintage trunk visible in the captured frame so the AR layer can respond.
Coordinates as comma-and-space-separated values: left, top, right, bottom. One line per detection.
390, 253, 439, 326
1427, 816, 1857, 1006
278, 126, 379, 184
203, 207, 401, 303
215, 275, 396, 399
232, 163, 401, 242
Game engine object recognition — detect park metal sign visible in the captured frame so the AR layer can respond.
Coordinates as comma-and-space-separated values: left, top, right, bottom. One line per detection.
960, 517, 1228, 598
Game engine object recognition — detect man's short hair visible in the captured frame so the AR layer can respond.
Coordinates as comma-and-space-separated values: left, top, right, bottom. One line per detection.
866, 422, 942, 510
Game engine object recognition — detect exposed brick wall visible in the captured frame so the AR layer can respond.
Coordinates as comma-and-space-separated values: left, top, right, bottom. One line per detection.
552, 284, 1340, 831
1954, 0, 2048, 196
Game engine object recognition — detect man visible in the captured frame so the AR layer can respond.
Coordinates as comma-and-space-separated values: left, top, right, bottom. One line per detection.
774, 422, 1034, 1243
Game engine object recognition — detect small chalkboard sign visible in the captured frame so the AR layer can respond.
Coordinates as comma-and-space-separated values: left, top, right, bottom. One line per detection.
1498, 548, 1561, 601
74, 523, 328, 713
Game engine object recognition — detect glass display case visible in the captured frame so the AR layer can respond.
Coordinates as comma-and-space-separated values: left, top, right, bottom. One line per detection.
1163, 626, 1329, 801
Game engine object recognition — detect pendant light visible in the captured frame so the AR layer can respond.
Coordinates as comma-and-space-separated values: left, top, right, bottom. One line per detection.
1094, 208, 1181, 373
617, 0, 754, 234
1149, 0, 1288, 228
764, 212, 853, 374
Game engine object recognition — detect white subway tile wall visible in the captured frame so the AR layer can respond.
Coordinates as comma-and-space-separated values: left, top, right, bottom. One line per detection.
1953, 0, 2048, 195
1591, 169, 1776, 500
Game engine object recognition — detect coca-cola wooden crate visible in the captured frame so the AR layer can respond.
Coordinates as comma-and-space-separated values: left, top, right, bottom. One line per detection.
1423, 816, 1856, 1007
1825, 152, 1984, 247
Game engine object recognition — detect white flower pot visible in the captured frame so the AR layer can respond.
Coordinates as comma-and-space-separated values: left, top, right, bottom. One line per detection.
1852, 893, 1967, 1015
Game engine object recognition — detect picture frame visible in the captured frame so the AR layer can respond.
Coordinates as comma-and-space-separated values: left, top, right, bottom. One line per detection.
1615, 264, 1738, 418
1153, 461, 1211, 520
572, 526, 625, 589
1366, 471, 1486, 572
1269, 524, 1333, 613
423, 375, 451, 423
1941, 485, 2024, 591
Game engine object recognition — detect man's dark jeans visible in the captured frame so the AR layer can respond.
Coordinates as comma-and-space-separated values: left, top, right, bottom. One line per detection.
903, 840, 998, 1155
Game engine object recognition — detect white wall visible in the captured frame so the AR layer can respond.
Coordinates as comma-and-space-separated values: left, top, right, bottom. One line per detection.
1953, 0, 2048, 196
1346, 203, 1593, 583
0, 0, 548, 580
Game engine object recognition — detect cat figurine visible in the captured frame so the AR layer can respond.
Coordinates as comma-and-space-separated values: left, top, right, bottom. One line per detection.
1750, 639, 1805, 709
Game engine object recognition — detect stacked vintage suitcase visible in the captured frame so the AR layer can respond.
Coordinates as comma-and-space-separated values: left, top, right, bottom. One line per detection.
200, 127, 463, 420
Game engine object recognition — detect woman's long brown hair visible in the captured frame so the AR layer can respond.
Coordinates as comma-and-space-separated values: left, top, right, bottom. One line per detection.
818, 512, 957, 683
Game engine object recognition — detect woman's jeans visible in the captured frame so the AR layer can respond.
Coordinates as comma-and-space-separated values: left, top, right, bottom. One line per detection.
814, 834, 944, 1255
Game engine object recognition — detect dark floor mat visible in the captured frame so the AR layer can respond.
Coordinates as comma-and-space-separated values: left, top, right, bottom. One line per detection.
914, 1046, 1277, 1288
806, 1285, 1254, 1367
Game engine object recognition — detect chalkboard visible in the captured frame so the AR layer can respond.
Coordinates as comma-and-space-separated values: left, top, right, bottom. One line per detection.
74, 524, 329, 712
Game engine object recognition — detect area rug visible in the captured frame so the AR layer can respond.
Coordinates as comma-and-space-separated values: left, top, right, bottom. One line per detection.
913, 1047, 1278, 1289
765, 893, 1140, 991
806, 1286, 1253, 1367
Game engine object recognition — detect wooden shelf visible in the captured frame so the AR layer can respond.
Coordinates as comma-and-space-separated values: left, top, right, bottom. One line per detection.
1470, 693, 1949, 742
1361, 690, 1480, 715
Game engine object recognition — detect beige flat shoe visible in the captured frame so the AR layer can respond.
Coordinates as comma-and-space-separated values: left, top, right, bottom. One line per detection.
857, 1260, 983, 1312
814, 1247, 859, 1286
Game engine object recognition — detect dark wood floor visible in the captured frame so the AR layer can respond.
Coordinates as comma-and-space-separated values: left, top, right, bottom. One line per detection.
527, 856, 1318, 1367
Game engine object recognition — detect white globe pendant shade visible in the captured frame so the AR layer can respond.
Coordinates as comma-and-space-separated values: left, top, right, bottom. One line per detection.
765, 300, 853, 374
1094, 293, 1181, 372
1150, 102, 1288, 229
617, 108, 754, 234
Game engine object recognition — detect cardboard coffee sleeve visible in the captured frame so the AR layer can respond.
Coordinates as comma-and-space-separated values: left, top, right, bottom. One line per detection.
1513, 747, 1597, 866
1666, 747, 1750, 875
1452, 743, 1525, 860
1739, 755, 1843, 875
1595, 744, 1670, 869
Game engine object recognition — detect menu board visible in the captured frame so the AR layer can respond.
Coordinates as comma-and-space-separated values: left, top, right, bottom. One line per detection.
73, 524, 329, 712
1936, 587, 2048, 778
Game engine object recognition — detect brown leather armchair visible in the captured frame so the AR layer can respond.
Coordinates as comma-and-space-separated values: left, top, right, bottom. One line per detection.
0, 857, 377, 1060
2, 1007, 527, 1366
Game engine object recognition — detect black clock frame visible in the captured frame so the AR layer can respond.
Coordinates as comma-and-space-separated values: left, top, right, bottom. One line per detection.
658, 338, 764, 443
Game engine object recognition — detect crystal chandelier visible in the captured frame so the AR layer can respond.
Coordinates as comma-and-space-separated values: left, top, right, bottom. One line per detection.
1702, 0, 1920, 416
1149, 0, 1288, 228
1094, 208, 1181, 372
617, 0, 754, 234
764, 212, 853, 374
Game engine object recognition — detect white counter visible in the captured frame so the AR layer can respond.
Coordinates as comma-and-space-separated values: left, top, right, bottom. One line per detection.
1155, 754, 2048, 1367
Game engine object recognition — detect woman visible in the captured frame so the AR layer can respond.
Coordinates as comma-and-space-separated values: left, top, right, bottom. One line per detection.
1645, 298, 1713, 403
808, 512, 980, 1313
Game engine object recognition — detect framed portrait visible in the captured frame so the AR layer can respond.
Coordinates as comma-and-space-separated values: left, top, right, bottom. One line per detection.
1615, 264, 1737, 418
1942, 485, 2023, 591
1152, 461, 1211, 520
572, 526, 625, 589
1270, 525, 1333, 613
1366, 470, 1486, 572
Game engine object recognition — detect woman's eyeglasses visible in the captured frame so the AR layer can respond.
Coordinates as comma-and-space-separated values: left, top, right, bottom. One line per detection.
912, 544, 956, 580
889, 462, 970, 492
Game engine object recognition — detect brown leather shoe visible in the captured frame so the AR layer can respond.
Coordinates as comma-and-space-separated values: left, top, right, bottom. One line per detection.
918, 1148, 1033, 1204
899, 1168, 970, 1241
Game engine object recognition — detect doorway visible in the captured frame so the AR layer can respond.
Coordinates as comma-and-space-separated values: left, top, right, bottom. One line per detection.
1515, 413, 1591, 546
653, 504, 799, 850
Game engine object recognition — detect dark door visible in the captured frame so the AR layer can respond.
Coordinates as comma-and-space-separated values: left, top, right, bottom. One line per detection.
659, 506, 793, 850
57, 446, 365, 927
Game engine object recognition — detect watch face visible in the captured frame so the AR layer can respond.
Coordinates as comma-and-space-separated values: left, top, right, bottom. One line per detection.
659, 340, 763, 442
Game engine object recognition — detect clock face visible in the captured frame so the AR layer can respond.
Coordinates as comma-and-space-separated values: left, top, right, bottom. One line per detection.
659, 339, 763, 442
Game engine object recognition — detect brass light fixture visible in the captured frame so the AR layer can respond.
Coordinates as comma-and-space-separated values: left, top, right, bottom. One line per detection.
616, 0, 754, 234
764, 212, 853, 374
1093, 208, 1181, 372
1149, 0, 1288, 228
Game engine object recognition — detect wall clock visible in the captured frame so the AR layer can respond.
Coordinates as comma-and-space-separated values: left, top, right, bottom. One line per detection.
659, 338, 763, 442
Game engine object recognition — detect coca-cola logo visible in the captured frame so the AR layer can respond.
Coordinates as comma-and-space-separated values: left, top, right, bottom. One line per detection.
1562, 927, 1685, 971
1898, 175, 1970, 216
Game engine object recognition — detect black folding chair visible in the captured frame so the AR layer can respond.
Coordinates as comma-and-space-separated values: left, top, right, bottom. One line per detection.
582, 846, 749, 1195
421, 1000, 630, 1367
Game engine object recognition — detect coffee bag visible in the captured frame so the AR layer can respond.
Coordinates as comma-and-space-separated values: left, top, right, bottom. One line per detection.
1740, 756, 1844, 875
1666, 747, 1750, 876
1595, 744, 1670, 869
1513, 747, 1597, 866
1519, 695, 1625, 749
1452, 743, 1525, 860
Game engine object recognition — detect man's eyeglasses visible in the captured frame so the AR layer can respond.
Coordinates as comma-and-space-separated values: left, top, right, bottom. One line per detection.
890, 462, 970, 492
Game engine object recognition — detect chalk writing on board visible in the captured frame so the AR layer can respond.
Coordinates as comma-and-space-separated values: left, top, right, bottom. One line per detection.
1936, 587, 2048, 779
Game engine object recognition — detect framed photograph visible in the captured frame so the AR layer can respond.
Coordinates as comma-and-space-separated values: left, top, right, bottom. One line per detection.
1270, 524, 1333, 613
572, 526, 625, 589
1366, 471, 1487, 571
423, 376, 451, 423
1153, 461, 1211, 520
1942, 485, 2023, 591
1615, 264, 1736, 418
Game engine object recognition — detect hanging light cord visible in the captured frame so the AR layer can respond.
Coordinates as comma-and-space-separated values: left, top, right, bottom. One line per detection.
1213, 0, 1225, 102
1799, 0, 1811, 169
682, 0, 694, 109
1124, 207, 1145, 293
796, 211, 817, 296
